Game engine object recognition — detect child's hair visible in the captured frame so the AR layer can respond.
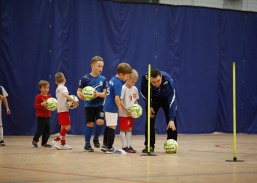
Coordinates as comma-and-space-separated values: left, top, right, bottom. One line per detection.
55, 72, 65, 84
130, 69, 138, 80
117, 63, 132, 75
91, 56, 103, 64
38, 80, 49, 88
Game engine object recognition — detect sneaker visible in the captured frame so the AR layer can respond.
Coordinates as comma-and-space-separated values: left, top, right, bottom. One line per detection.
51, 140, 60, 149
128, 146, 137, 153
122, 146, 133, 153
93, 139, 100, 148
142, 146, 154, 153
59, 144, 72, 150
84, 144, 94, 152
105, 147, 115, 154
100, 145, 107, 152
32, 140, 38, 148
41, 144, 52, 148
0, 140, 5, 146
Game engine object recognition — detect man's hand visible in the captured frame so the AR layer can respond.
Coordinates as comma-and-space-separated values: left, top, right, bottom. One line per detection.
150, 107, 155, 118
167, 120, 176, 131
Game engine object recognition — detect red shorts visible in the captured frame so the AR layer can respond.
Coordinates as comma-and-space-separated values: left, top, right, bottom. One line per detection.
119, 116, 134, 131
58, 112, 71, 125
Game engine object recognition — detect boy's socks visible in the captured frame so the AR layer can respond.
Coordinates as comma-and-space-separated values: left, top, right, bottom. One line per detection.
107, 128, 115, 149
120, 131, 126, 147
126, 131, 132, 147
103, 127, 109, 146
94, 124, 103, 140
85, 126, 93, 144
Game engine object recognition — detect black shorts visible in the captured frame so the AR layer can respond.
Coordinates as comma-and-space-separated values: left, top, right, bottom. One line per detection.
85, 106, 105, 123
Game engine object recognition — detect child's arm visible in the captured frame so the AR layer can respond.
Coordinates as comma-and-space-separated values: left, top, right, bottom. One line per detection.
0, 94, 4, 100
2, 97, 11, 115
115, 96, 121, 113
63, 92, 79, 107
94, 89, 106, 99
120, 99, 131, 116
34, 96, 47, 110
77, 88, 85, 100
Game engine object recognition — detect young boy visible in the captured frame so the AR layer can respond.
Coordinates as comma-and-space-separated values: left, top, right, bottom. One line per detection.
101, 63, 132, 154
119, 69, 139, 153
0, 85, 11, 146
32, 80, 52, 148
51, 72, 78, 150
77, 56, 108, 152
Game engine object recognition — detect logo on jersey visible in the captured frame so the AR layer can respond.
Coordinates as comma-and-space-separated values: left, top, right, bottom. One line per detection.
163, 81, 168, 85
99, 112, 105, 118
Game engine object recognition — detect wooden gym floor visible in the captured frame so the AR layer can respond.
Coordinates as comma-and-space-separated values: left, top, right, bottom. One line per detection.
0, 133, 257, 183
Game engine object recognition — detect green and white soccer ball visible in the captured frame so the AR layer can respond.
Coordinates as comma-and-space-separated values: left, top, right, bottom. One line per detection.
82, 86, 95, 101
130, 104, 143, 118
164, 139, 178, 154
46, 97, 58, 111
66, 95, 79, 109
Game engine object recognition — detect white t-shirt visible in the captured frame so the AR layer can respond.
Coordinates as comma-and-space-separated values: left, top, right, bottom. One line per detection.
56, 84, 69, 112
119, 85, 139, 117
0, 86, 8, 112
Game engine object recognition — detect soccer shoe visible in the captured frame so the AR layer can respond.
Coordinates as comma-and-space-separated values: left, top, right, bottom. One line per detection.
84, 144, 94, 152
51, 140, 61, 149
0, 140, 5, 146
122, 146, 133, 153
100, 145, 107, 152
41, 144, 52, 148
128, 146, 137, 153
105, 147, 115, 154
93, 139, 100, 148
59, 144, 72, 150
32, 140, 38, 148
142, 146, 154, 153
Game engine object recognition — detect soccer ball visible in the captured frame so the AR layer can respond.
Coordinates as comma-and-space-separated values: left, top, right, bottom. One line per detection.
164, 139, 178, 154
66, 95, 79, 109
130, 104, 143, 118
46, 97, 58, 111
82, 86, 95, 101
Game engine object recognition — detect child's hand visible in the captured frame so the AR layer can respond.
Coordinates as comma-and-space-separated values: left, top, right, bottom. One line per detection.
41, 101, 47, 107
126, 108, 132, 116
72, 100, 79, 107
94, 90, 99, 98
78, 92, 86, 101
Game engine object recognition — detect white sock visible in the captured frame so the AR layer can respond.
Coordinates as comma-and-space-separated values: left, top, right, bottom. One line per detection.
120, 131, 127, 147
126, 132, 132, 147
0, 126, 3, 140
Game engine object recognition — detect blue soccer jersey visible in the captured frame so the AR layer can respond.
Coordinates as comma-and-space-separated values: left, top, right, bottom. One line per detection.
78, 74, 108, 107
103, 76, 123, 113
140, 71, 177, 121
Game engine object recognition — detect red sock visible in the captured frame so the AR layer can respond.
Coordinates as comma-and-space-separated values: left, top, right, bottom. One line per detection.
61, 139, 66, 145
55, 136, 60, 141
60, 128, 68, 136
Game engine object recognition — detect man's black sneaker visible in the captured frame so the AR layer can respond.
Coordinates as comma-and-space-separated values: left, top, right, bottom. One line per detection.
41, 144, 52, 148
142, 146, 154, 153
84, 144, 94, 152
93, 139, 100, 148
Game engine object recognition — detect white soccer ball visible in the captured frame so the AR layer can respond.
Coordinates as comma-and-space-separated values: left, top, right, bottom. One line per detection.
46, 97, 58, 111
129, 104, 143, 118
164, 139, 178, 154
82, 86, 95, 101
66, 95, 79, 109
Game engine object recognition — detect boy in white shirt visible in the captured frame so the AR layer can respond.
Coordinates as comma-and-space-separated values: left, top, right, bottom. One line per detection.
119, 69, 139, 153
51, 72, 78, 150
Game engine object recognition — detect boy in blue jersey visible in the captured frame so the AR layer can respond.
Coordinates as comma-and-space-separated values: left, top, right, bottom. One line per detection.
140, 69, 177, 153
77, 56, 108, 152
101, 63, 132, 154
